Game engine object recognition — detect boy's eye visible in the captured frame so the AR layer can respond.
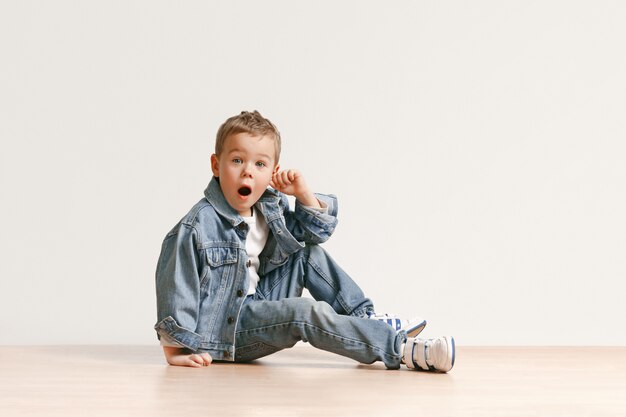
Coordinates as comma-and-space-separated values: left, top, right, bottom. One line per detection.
256, 161, 266, 168
232, 158, 242, 164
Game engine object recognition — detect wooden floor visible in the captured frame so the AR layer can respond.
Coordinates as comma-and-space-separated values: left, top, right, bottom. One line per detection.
1, 345, 625, 417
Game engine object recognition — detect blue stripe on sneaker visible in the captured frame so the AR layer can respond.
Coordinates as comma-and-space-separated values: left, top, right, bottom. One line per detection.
405, 320, 426, 337
411, 340, 419, 370
451, 337, 456, 368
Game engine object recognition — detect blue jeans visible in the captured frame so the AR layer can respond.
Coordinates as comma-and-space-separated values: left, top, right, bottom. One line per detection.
233, 245, 406, 369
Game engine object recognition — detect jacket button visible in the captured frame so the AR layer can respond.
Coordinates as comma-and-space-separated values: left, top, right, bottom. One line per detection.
223, 350, 230, 358
237, 290, 244, 297
246, 260, 252, 268
227, 317, 234, 324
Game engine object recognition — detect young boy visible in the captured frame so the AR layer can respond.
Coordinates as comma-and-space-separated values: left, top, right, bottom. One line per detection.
154, 111, 455, 372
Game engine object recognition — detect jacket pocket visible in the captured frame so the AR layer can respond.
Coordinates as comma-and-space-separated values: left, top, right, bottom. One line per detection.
200, 246, 239, 292
205, 246, 238, 267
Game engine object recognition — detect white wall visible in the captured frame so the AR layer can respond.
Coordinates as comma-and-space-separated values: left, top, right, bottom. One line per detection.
1, 1, 624, 345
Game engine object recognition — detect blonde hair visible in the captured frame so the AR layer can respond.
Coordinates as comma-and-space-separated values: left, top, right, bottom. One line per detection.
215, 110, 282, 163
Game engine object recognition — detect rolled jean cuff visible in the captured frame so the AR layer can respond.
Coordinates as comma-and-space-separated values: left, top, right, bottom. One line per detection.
350, 305, 375, 318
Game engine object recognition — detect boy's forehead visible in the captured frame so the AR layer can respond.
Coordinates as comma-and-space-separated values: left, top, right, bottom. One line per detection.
222, 133, 276, 158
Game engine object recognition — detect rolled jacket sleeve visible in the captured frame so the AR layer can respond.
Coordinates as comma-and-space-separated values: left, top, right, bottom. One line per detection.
289, 193, 339, 244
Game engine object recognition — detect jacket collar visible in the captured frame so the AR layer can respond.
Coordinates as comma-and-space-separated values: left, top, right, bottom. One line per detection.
204, 177, 281, 226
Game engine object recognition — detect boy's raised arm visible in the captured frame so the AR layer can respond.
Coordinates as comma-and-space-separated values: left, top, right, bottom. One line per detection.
271, 169, 338, 244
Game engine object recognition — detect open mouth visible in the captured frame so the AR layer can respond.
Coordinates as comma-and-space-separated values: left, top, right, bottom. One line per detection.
238, 186, 252, 196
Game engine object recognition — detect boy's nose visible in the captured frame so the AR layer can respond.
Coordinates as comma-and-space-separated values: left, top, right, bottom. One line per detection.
241, 164, 253, 177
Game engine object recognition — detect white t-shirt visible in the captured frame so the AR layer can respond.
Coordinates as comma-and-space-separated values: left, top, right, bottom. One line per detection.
241, 207, 269, 295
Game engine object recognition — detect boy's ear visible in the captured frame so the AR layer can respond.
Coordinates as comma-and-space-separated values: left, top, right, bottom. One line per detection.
273, 164, 280, 175
210, 154, 220, 177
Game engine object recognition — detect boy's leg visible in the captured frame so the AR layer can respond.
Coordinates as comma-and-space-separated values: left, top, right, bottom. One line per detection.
236, 245, 454, 371
234, 296, 405, 368
256, 244, 374, 317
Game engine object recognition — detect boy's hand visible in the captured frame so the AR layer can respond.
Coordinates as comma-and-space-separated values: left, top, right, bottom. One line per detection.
270, 169, 321, 208
163, 346, 212, 368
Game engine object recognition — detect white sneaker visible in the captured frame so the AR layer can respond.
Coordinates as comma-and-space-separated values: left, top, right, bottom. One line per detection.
404, 336, 455, 373
369, 313, 427, 337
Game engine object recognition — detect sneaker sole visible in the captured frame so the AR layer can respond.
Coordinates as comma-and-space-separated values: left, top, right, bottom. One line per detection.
403, 319, 427, 338
441, 336, 455, 372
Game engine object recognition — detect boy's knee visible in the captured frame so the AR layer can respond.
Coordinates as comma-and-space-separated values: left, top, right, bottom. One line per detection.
286, 297, 315, 315
288, 298, 334, 322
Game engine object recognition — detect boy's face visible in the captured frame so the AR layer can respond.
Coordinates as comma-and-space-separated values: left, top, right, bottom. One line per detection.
211, 132, 279, 217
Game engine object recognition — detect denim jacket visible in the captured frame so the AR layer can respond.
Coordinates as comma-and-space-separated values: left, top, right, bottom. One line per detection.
154, 177, 338, 361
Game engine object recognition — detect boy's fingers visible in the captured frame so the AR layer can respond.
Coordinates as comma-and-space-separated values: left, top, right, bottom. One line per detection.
273, 170, 300, 190
171, 356, 201, 368
190, 354, 205, 366
275, 172, 287, 187
200, 353, 212, 365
